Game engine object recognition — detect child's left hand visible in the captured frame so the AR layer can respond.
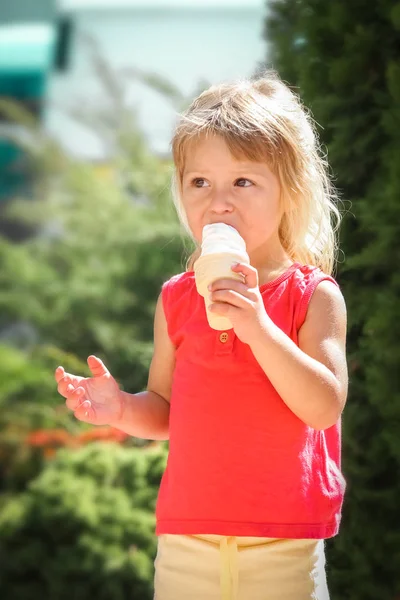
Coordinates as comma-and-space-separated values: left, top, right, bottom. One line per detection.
208, 263, 271, 345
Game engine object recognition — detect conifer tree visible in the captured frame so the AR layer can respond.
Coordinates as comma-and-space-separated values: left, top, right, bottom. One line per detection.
265, 2, 400, 598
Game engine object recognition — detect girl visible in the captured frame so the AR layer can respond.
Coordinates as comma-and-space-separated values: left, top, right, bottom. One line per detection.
55, 69, 348, 600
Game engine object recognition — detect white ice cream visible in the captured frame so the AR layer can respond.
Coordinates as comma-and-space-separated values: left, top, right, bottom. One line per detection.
201, 223, 248, 257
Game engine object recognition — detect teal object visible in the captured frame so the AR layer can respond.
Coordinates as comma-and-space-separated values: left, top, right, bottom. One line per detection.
0, 23, 56, 201
0, 23, 56, 73
0, 23, 55, 98
0, 72, 46, 99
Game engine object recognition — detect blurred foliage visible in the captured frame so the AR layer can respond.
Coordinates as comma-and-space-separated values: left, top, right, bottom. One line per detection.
0, 54, 190, 442
0, 442, 167, 600
265, 1, 400, 599
0, 51, 199, 598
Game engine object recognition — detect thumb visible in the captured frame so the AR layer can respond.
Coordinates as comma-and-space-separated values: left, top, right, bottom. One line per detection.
87, 355, 109, 377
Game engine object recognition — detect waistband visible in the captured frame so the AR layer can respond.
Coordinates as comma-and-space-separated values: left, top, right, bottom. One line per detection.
181, 534, 329, 600
192, 534, 323, 600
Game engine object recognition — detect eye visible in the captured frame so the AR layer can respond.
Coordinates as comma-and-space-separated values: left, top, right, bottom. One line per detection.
191, 178, 209, 188
235, 178, 253, 187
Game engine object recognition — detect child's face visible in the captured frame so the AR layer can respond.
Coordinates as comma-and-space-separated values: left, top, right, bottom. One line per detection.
181, 134, 285, 263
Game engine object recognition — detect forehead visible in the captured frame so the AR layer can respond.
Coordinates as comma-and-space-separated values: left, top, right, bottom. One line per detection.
182, 134, 272, 174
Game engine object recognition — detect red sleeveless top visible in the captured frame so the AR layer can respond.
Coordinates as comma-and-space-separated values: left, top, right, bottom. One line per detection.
155, 262, 346, 539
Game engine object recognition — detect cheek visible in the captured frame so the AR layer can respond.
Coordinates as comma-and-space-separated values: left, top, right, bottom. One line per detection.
250, 192, 280, 222
182, 205, 203, 242
188, 221, 203, 245
242, 195, 282, 243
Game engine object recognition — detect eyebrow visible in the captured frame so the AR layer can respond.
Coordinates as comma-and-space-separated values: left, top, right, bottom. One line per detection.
183, 168, 270, 178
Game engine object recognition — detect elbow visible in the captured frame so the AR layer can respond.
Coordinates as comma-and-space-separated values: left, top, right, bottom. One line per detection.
310, 413, 341, 431
309, 396, 346, 431
153, 429, 170, 441
309, 387, 347, 431
311, 415, 340, 431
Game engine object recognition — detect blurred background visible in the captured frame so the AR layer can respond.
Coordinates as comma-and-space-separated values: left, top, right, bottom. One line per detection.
0, 0, 399, 599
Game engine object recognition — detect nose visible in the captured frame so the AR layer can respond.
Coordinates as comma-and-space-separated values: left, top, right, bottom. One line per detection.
208, 190, 234, 215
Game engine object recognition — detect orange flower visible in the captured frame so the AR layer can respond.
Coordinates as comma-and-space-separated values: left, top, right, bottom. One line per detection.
43, 447, 57, 459
26, 426, 129, 450
77, 427, 129, 444
26, 429, 72, 447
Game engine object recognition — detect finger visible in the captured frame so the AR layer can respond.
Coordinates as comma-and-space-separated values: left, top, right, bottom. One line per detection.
87, 355, 109, 378
231, 263, 258, 288
55, 366, 65, 384
57, 374, 80, 398
74, 400, 95, 423
208, 279, 249, 295
210, 289, 252, 309
208, 301, 239, 318
65, 386, 86, 411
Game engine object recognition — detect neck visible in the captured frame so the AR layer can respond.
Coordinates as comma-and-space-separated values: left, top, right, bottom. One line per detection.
249, 242, 293, 287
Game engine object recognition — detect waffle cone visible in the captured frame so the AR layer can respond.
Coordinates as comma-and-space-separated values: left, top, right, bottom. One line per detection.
194, 252, 249, 331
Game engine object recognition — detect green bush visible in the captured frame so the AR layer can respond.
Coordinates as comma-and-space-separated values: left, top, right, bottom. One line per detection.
0, 71, 187, 494
0, 442, 167, 599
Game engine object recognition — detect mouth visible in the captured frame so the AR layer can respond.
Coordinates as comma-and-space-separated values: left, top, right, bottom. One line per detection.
206, 221, 238, 230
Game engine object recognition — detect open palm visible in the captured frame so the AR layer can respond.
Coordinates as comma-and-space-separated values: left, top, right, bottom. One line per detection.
55, 355, 123, 425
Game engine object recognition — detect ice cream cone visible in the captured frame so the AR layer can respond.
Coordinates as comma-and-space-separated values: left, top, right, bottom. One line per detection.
194, 252, 248, 330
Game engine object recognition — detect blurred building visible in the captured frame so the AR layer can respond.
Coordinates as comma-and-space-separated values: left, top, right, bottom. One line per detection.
48, 0, 266, 159
0, 0, 266, 208
0, 0, 74, 211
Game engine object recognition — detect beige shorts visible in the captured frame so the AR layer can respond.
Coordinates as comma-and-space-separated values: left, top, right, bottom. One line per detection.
154, 533, 329, 600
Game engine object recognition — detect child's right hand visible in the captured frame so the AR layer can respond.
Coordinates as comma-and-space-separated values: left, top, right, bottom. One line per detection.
55, 355, 123, 426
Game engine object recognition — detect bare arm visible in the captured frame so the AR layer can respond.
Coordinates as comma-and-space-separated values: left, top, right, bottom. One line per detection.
250, 281, 348, 430
110, 293, 175, 440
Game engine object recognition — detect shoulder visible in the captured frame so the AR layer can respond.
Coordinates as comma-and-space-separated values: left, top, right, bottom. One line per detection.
303, 279, 347, 332
163, 270, 195, 287
162, 271, 196, 298
161, 271, 197, 320
292, 263, 339, 290
296, 265, 347, 338
160, 271, 200, 343
291, 264, 345, 331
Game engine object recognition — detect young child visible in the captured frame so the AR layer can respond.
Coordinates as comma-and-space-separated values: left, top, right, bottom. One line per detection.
55, 69, 348, 600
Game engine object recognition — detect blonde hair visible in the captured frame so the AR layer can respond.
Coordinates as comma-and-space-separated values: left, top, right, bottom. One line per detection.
171, 68, 342, 276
